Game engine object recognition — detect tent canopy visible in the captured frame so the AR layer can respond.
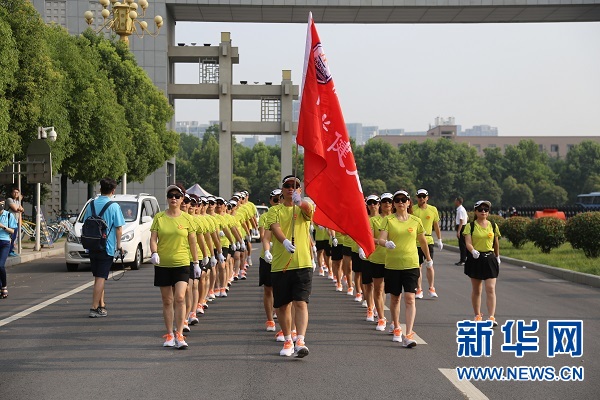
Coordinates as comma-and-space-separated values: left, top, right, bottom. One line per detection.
187, 184, 213, 197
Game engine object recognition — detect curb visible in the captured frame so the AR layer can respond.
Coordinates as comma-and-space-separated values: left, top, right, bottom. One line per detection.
444, 245, 600, 289
6, 247, 65, 267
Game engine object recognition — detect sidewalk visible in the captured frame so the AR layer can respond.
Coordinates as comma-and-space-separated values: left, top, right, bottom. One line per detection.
5, 238, 65, 267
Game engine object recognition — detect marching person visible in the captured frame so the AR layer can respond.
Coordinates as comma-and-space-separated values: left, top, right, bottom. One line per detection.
463, 200, 501, 327
150, 184, 200, 349
411, 189, 442, 299
259, 189, 282, 332
84, 178, 125, 318
0, 197, 18, 299
378, 190, 432, 348
268, 175, 314, 358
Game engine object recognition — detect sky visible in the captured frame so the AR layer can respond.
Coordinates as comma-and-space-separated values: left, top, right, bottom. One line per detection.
174, 21, 600, 136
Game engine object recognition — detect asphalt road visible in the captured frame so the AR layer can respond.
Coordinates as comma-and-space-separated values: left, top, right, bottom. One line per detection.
0, 246, 598, 400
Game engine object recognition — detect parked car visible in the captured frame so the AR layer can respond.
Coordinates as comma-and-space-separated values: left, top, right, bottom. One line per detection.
65, 194, 160, 272
251, 205, 269, 242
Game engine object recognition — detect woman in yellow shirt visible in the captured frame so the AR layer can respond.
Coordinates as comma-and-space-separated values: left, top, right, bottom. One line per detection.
150, 184, 199, 349
378, 190, 432, 348
463, 200, 501, 327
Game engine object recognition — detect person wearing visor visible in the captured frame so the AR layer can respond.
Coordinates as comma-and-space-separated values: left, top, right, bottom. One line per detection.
378, 190, 432, 348
360, 194, 385, 324
268, 175, 314, 358
371, 192, 394, 331
411, 189, 442, 299
463, 200, 501, 327
258, 188, 282, 332
150, 184, 200, 349
197, 196, 223, 312
214, 197, 238, 297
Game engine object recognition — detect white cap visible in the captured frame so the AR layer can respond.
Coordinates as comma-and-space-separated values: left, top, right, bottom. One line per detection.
270, 188, 282, 197
416, 189, 428, 196
166, 185, 183, 195
393, 190, 410, 199
366, 195, 380, 203
474, 200, 492, 209
380, 192, 393, 200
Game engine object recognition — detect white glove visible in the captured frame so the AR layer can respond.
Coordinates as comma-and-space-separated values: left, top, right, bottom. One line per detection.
292, 191, 302, 206
332, 238, 338, 247
219, 230, 225, 237
202, 256, 210, 267
472, 250, 480, 259
231, 242, 238, 251
436, 239, 443, 251
318, 225, 324, 230
312, 245, 317, 254
312, 258, 317, 271
239, 241, 247, 251
423, 259, 434, 268
359, 248, 366, 260
193, 262, 202, 278
210, 256, 217, 267
217, 252, 225, 263
264, 250, 273, 263
282, 239, 296, 253
496, 256, 501, 265
309, 224, 314, 233
150, 252, 160, 265
253, 228, 259, 236
385, 241, 396, 249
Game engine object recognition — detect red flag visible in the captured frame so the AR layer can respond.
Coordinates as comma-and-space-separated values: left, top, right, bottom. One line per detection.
296, 13, 375, 257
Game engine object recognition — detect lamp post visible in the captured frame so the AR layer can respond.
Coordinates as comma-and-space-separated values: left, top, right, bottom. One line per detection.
84, 0, 163, 46
34, 127, 57, 251
84, 0, 163, 193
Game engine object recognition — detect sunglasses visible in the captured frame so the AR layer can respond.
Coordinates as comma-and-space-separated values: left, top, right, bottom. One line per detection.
282, 183, 298, 189
381, 199, 392, 204
216, 200, 224, 205
208, 201, 215, 205
167, 193, 182, 199
393, 197, 409, 204
366, 200, 379, 206
183, 199, 191, 204
476, 207, 490, 213
417, 194, 427, 199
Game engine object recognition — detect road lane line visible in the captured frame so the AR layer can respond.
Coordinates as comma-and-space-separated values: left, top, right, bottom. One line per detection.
0, 271, 124, 327
439, 368, 489, 400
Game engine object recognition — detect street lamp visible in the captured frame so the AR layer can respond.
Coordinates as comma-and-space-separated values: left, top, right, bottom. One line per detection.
84, 0, 163, 46
34, 127, 57, 251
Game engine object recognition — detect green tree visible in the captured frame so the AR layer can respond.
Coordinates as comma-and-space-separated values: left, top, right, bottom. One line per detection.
502, 140, 556, 190
0, 12, 19, 166
361, 179, 387, 196
483, 147, 506, 184
362, 139, 410, 186
501, 176, 534, 205
559, 140, 600, 201
192, 127, 220, 194
532, 181, 568, 205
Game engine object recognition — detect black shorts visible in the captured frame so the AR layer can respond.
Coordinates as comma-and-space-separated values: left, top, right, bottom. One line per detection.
188, 262, 204, 280
362, 260, 383, 284
417, 244, 435, 265
351, 252, 362, 273
258, 257, 272, 287
331, 245, 343, 261
154, 265, 190, 287
89, 251, 113, 279
315, 240, 331, 256
271, 268, 313, 308
341, 245, 352, 257
384, 268, 420, 297
464, 252, 499, 280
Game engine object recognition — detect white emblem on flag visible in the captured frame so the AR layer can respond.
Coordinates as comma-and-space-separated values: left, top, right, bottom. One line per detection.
313, 43, 332, 84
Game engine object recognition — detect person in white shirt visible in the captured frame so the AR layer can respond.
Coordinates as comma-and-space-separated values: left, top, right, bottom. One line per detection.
454, 197, 468, 266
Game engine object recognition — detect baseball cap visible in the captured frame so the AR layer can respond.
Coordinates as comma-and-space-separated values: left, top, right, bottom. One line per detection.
474, 200, 492, 209
416, 189, 428, 196
393, 190, 410, 199
166, 185, 184, 195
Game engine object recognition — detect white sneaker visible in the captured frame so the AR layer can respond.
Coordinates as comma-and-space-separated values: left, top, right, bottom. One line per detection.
175, 332, 188, 349
246, 256, 252, 266
188, 312, 199, 325
366, 309, 375, 322
428, 287, 438, 298
361, 300, 368, 308
294, 339, 309, 358
265, 321, 276, 332
415, 289, 424, 299
347, 287, 354, 296
275, 330, 285, 342
376, 318, 387, 331
388, 323, 395, 334
402, 333, 417, 348
163, 332, 175, 347
183, 323, 191, 333
214, 290, 221, 298
392, 328, 403, 342
280, 340, 294, 357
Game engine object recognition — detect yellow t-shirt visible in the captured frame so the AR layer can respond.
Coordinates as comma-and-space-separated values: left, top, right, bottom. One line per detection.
380, 214, 424, 270
411, 205, 439, 245
345, 236, 359, 252
151, 211, 195, 267
463, 221, 501, 252
314, 225, 330, 241
212, 214, 231, 246
368, 215, 386, 265
269, 203, 314, 272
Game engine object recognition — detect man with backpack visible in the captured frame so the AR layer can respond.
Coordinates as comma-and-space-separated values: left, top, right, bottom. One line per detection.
82, 178, 125, 318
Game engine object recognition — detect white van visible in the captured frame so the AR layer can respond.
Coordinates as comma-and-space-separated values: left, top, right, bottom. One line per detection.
64, 194, 160, 272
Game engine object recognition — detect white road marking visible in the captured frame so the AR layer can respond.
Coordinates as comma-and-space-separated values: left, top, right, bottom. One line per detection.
439, 368, 489, 400
0, 271, 124, 327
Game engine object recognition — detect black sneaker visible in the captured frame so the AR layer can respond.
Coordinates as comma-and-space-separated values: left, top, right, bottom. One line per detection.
454, 261, 465, 266
89, 307, 107, 318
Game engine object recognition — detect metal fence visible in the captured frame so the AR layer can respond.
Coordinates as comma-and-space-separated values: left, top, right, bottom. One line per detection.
436, 205, 591, 231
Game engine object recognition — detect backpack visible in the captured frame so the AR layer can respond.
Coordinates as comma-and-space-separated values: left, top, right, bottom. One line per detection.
81, 200, 115, 252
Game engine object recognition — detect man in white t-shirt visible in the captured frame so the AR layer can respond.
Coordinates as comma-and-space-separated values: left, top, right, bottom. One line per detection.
454, 197, 468, 266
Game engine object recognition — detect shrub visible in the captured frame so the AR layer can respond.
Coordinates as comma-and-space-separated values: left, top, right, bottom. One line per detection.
487, 214, 505, 227
526, 217, 566, 254
501, 216, 531, 249
565, 212, 600, 258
